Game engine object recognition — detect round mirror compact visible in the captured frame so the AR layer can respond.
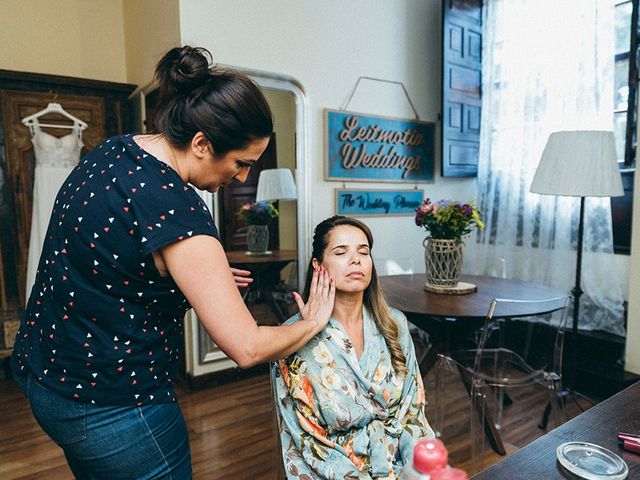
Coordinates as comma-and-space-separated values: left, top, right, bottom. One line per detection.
556, 442, 628, 480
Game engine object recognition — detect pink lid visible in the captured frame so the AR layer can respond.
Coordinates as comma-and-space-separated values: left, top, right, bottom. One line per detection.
412, 438, 449, 473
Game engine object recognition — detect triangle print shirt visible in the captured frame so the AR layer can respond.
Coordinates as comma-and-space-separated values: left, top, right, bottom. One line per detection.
12, 134, 219, 406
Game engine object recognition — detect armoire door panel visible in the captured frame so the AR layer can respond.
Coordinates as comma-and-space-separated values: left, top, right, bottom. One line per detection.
0, 69, 134, 330
1, 90, 106, 307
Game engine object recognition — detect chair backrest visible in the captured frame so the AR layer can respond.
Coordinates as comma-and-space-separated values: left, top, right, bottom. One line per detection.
473, 295, 570, 381
375, 257, 414, 276
269, 362, 286, 479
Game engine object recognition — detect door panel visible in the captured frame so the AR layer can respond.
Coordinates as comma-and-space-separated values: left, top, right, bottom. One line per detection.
442, 0, 483, 177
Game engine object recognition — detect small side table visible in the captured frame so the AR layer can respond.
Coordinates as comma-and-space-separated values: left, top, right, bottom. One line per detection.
226, 249, 298, 322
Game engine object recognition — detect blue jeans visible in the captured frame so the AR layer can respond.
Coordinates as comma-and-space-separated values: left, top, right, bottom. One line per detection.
20, 373, 192, 479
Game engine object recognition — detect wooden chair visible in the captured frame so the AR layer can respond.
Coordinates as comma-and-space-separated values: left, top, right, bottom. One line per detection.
270, 362, 286, 479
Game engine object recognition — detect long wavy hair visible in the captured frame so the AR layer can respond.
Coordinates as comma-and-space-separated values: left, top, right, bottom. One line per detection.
302, 216, 407, 376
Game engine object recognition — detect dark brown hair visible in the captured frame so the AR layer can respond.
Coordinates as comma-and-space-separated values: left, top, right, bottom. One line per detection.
152, 46, 273, 153
303, 216, 407, 376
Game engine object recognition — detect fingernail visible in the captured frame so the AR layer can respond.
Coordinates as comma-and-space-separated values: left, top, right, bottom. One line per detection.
291, 292, 296, 298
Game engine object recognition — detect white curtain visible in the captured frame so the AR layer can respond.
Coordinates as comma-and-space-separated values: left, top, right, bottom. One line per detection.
473, 0, 625, 335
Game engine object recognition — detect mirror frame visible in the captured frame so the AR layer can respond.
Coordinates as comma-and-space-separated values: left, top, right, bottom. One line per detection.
216, 66, 310, 286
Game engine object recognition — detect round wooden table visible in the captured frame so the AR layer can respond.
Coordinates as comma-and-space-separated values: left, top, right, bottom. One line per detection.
380, 274, 567, 320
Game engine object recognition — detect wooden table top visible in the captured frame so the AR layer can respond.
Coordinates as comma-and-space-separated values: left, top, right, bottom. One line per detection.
380, 274, 567, 320
472, 381, 640, 479
225, 249, 297, 265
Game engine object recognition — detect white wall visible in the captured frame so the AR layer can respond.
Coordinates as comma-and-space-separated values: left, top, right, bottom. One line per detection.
177, 0, 639, 372
178, 0, 476, 272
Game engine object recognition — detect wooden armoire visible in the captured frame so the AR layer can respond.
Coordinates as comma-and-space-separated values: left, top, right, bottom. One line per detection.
0, 69, 136, 349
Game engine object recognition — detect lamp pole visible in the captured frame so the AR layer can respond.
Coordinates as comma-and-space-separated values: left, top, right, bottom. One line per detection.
570, 196, 585, 390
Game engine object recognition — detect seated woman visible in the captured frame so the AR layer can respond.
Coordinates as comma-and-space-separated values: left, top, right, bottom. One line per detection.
273, 216, 434, 479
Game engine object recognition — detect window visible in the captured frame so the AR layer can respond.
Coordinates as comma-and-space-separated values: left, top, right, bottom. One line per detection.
614, 0, 636, 166
611, 0, 637, 254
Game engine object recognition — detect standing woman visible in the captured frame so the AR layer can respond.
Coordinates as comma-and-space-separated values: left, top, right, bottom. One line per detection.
11, 46, 334, 480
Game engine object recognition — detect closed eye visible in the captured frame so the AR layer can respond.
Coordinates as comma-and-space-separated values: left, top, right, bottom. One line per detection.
236, 161, 253, 169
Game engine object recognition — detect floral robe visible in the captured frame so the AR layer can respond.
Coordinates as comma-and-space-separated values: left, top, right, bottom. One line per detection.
272, 307, 434, 479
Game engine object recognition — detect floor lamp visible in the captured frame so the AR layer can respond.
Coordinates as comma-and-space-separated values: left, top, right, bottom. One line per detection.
530, 131, 623, 408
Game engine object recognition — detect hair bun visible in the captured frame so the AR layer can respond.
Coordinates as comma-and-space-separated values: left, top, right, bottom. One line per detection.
155, 46, 212, 98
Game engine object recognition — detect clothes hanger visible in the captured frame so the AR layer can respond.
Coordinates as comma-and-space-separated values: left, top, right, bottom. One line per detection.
21, 102, 88, 131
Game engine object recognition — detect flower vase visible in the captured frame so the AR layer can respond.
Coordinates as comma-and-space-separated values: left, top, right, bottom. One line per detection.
423, 238, 463, 288
247, 225, 269, 253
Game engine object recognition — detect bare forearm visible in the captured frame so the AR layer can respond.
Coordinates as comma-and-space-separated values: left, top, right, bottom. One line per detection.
240, 320, 321, 367
161, 237, 334, 369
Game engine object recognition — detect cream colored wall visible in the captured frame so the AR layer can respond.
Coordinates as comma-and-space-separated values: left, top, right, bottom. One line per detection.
0, 0, 127, 82
626, 166, 640, 374
122, 0, 181, 88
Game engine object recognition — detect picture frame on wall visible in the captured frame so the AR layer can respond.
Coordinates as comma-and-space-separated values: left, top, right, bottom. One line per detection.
324, 109, 435, 183
335, 188, 424, 217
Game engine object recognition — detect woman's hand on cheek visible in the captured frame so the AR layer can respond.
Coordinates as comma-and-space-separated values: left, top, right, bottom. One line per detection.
293, 267, 335, 334
230, 267, 254, 288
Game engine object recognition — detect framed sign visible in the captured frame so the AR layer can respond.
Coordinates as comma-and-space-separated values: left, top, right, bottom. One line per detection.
335, 188, 424, 217
325, 109, 435, 183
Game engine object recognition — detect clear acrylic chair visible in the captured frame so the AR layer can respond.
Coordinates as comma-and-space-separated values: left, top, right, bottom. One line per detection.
435, 295, 569, 474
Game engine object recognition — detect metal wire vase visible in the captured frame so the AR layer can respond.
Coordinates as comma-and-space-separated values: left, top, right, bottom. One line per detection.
247, 225, 269, 253
424, 237, 463, 288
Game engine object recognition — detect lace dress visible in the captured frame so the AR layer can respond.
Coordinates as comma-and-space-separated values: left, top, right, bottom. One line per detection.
25, 124, 83, 301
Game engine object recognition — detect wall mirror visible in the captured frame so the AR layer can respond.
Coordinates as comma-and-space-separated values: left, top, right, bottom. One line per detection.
188, 69, 310, 377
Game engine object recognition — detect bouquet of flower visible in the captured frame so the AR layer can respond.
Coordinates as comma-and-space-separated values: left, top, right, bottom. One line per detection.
237, 201, 278, 225
415, 198, 483, 242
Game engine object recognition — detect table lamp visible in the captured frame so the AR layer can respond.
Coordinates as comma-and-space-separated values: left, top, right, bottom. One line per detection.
256, 168, 297, 202
530, 130, 623, 399
247, 168, 297, 256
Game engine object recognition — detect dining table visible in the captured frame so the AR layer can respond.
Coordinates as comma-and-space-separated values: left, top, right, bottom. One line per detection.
380, 273, 567, 366
471, 380, 640, 479
380, 273, 567, 320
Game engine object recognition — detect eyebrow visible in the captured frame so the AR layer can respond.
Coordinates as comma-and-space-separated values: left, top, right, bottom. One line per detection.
330, 243, 370, 251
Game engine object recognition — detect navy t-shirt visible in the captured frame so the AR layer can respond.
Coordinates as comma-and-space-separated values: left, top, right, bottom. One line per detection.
11, 134, 219, 405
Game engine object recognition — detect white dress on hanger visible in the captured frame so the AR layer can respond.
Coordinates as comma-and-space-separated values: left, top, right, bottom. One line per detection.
25, 123, 83, 302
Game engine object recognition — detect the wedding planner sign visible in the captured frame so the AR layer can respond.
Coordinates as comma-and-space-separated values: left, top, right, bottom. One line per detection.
335, 189, 424, 217
324, 109, 435, 182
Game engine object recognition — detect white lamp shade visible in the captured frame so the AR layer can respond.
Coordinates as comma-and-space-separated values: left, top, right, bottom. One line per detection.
530, 131, 623, 197
255, 168, 297, 202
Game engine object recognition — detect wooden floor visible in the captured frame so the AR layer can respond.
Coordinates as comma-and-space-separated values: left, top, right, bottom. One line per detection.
0, 305, 595, 479
0, 365, 593, 479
